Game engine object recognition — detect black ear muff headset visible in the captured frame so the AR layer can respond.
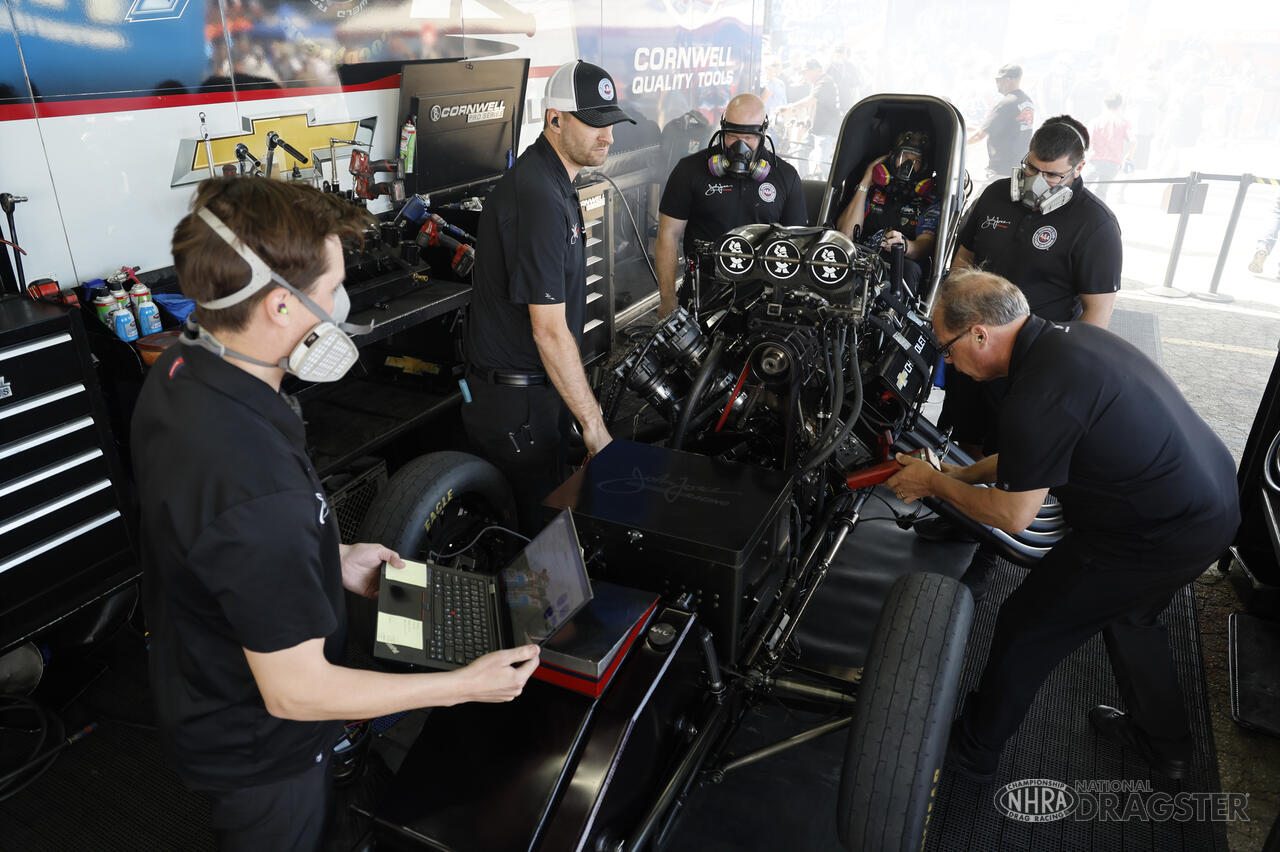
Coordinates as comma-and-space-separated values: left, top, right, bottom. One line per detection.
708, 116, 774, 182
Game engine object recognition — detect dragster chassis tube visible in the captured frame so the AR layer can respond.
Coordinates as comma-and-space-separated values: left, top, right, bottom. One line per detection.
624, 491, 871, 850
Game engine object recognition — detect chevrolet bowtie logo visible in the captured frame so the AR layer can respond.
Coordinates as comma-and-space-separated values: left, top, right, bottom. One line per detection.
171, 111, 376, 187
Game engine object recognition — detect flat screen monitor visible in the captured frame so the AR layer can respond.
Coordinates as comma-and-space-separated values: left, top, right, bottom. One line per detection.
397, 58, 528, 199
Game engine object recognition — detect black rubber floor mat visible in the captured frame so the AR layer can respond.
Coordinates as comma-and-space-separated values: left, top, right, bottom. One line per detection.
1229, 612, 1280, 736
1110, 308, 1162, 367
923, 560, 1229, 852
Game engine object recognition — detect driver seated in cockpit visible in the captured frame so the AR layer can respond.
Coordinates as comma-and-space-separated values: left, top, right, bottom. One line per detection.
835, 130, 940, 294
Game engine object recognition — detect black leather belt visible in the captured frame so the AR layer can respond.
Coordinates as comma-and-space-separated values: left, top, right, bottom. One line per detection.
468, 366, 549, 387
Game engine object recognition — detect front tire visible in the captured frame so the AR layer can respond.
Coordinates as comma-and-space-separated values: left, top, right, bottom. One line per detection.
837, 571, 974, 851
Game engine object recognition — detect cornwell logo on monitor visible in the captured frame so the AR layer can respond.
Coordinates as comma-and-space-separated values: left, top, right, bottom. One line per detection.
428, 100, 507, 124
994, 778, 1250, 824
171, 113, 377, 187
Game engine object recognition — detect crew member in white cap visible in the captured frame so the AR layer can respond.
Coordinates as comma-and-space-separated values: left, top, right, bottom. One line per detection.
464, 60, 636, 532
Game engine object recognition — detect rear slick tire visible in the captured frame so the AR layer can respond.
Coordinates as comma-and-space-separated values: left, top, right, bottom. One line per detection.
355, 450, 517, 559
837, 571, 974, 852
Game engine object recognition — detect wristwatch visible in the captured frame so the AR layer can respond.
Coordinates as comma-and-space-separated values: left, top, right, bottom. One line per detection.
856, 184, 870, 193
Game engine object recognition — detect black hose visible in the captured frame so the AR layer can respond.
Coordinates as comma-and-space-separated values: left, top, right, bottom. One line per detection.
671, 337, 725, 450
801, 326, 864, 473
811, 324, 846, 453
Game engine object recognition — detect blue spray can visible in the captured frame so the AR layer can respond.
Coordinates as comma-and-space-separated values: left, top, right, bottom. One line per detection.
111, 306, 139, 342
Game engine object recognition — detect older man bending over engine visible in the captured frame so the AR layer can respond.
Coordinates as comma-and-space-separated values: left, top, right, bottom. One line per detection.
887, 269, 1238, 783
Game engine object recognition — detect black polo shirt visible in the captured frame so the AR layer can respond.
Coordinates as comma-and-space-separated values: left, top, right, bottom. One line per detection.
982, 88, 1034, 173
132, 343, 345, 790
995, 315, 1239, 560
468, 133, 586, 372
809, 73, 841, 136
659, 145, 806, 258
958, 177, 1122, 321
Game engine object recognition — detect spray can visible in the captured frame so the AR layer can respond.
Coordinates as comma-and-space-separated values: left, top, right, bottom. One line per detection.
93, 290, 116, 326
110, 306, 139, 342
136, 300, 163, 335
128, 281, 151, 310
399, 116, 416, 175
107, 280, 128, 313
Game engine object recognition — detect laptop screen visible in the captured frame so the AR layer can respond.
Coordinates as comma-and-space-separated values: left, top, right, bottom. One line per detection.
501, 510, 593, 645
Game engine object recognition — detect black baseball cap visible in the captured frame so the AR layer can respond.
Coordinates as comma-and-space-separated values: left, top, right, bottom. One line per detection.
545, 60, 636, 128
996, 63, 1022, 79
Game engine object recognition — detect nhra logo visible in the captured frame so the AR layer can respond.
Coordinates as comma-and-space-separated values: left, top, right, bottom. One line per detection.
995, 779, 1078, 822
758, 182, 777, 203
429, 100, 506, 123
1032, 225, 1058, 250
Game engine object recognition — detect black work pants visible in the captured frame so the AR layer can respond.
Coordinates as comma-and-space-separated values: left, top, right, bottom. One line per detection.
460, 375, 568, 534
205, 754, 331, 852
962, 534, 1212, 754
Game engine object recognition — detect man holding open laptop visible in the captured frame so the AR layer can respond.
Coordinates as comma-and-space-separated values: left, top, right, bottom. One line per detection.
133, 177, 539, 852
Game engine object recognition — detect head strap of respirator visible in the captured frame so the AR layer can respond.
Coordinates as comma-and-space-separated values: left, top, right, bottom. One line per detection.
181, 207, 373, 383
1010, 122, 1086, 214
708, 116, 773, 182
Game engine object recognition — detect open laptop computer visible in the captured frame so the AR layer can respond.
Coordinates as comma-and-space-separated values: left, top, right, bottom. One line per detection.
373, 509, 593, 670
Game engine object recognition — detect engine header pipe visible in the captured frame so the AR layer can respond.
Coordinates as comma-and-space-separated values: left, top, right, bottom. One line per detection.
671, 337, 725, 450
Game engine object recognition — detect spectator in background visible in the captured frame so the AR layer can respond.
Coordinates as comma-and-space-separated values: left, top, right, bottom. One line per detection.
761, 56, 789, 118
781, 59, 841, 178
1248, 196, 1280, 279
968, 64, 1035, 183
826, 45, 861, 117
1088, 94, 1134, 202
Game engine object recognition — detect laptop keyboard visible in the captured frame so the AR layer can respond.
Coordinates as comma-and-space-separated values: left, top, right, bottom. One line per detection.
429, 568, 494, 666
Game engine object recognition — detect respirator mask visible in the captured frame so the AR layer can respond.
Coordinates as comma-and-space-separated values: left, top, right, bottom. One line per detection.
708, 117, 772, 182
1010, 159, 1078, 215
181, 207, 373, 383
888, 131, 930, 182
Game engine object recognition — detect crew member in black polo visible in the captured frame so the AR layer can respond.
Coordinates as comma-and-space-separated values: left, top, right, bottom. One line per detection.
967, 63, 1035, 183
464, 60, 635, 531
134, 178, 537, 851
922, 116, 1122, 566
654, 93, 805, 318
889, 269, 1238, 783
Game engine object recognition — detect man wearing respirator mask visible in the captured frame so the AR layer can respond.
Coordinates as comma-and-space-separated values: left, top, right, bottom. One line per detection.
655, 93, 807, 318
918, 116, 1122, 589
133, 179, 539, 851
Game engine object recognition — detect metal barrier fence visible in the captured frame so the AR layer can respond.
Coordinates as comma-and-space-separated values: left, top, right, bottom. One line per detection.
1092, 172, 1280, 304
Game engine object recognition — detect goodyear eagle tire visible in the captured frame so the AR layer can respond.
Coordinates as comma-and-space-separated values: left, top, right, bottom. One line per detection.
837, 571, 974, 852
356, 451, 517, 558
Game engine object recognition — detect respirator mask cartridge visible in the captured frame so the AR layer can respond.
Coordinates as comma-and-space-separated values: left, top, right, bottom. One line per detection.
182, 207, 373, 383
